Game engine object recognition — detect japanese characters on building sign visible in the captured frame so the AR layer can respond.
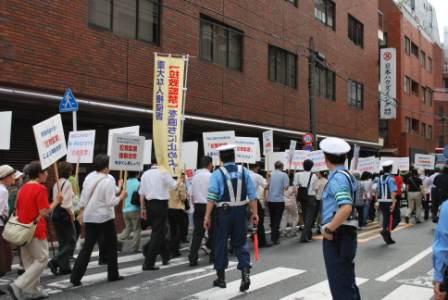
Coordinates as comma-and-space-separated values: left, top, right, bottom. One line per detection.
380, 48, 397, 119
109, 134, 145, 171
203, 131, 236, 166
153, 54, 187, 176
67, 130, 96, 164
33, 114, 67, 169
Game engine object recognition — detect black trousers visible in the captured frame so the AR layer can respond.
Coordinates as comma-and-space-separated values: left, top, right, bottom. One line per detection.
301, 197, 317, 241
189, 204, 214, 263
257, 200, 268, 246
181, 211, 189, 242
168, 209, 184, 255
355, 205, 365, 227
71, 220, 119, 283
432, 188, 440, 220
143, 200, 170, 266
52, 221, 77, 272
423, 193, 430, 220
268, 202, 285, 243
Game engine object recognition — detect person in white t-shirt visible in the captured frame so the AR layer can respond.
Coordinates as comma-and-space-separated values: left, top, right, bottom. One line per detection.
249, 163, 271, 247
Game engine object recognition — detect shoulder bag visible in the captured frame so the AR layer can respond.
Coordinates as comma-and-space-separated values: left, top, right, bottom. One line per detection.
76, 175, 107, 225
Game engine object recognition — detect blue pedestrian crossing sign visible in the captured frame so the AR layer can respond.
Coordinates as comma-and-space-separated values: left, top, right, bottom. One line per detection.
59, 88, 78, 112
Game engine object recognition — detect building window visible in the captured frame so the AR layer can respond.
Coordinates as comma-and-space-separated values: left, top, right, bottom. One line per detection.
314, 0, 335, 29
411, 80, 419, 96
421, 123, 426, 137
428, 57, 432, 72
348, 15, 364, 48
428, 125, 433, 139
200, 17, 243, 71
348, 80, 363, 109
268, 46, 297, 88
315, 65, 335, 100
421, 86, 426, 103
286, 0, 298, 6
411, 42, 419, 57
405, 117, 411, 133
427, 88, 433, 106
420, 50, 426, 67
411, 118, 419, 132
404, 37, 411, 55
378, 11, 384, 31
444, 78, 448, 89
404, 76, 411, 95
88, 0, 160, 44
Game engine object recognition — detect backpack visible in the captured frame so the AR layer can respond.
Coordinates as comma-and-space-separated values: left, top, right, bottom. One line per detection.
296, 173, 313, 205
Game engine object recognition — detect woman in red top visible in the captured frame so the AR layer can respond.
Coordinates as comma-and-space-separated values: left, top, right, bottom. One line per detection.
8, 162, 61, 300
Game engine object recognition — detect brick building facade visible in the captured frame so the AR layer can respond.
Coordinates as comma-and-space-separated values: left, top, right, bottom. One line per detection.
379, 0, 443, 157
1, 0, 381, 170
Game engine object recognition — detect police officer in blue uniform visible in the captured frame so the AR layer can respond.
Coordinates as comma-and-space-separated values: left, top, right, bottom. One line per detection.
377, 160, 398, 245
433, 199, 448, 300
204, 144, 259, 292
319, 137, 360, 300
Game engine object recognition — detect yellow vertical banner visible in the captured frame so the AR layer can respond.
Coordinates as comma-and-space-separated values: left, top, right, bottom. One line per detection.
152, 54, 188, 176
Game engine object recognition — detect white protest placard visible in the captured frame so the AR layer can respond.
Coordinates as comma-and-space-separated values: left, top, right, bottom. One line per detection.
182, 141, 198, 173
143, 140, 152, 165
33, 114, 67, 169
266, 152, 287, 171
67, 130, 96, 164
107, 126, 140, 155
203, 131, 236, 165
285, 150, 308, 170
109, 134, 145, 171
351, 156, 377, 173
414, 154, 435, 170
307, 150, 328, 172
0, 111, 12, 150
262, 130, 274, 156
235, 137, 261, 164
380, 157, 410, 173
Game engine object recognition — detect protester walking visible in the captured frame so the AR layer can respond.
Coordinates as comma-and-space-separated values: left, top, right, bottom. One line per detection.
0, 165, 15, 295
267, 161, 289, 245
404, 168, 424, 224
48, 162, 77, 276
139, 160, 179, 271
433, 167, 448, 222
168, 173, 187, 258
420, 169, 431, 221
8, 161, 63, 300
70, 154, 127, 287
189, 156, 214, 266
280, 172, 299, 237
319, 137, 360, 300
294, 159, 318, 243
249, 163, 271, 247
118, 171, 141, 253
313, 171, 328, 231
353, 172, 366, 228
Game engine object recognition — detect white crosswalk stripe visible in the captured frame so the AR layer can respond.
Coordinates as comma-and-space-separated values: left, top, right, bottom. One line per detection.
182, 267, 306, 300
279, 277, 368, 300
382, 284, 433, 299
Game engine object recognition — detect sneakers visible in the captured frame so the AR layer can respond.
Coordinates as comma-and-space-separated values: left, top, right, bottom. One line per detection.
7, 284, 23, 300
27, 287, 49, 300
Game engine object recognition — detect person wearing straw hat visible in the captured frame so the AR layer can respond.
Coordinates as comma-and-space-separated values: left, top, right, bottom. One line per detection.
377, 160, 398, 245
204, 144, 258, 292
319, 137, 360, 300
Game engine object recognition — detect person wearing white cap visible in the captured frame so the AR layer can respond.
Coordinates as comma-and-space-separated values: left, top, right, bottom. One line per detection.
0, 165, 15, 294
204, 144, 258, 292
377, 160, 398, 245
318, 137, 361, 300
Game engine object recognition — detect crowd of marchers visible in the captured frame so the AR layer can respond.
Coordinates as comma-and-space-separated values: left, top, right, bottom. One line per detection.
1, 152, 448, 299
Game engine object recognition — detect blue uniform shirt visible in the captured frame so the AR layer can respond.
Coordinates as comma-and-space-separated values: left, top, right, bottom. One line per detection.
321, 166, 356, 225
433, 201, 448, 282
376, 173, 397, 200
208, 163, 257, 203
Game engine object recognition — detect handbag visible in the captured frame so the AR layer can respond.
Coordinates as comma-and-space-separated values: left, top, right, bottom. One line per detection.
77, 175, 107, 225
130, 188, 140, 207
51, 181, 71, 223
2, 214, 39, 246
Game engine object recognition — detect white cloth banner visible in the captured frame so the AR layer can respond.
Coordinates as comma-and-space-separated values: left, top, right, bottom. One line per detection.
203, 131, 235, 165
266, 152, 287, 171
67, 130, 96, 164
285, 150, 309, 170
350, 156, 377, 174
0, 111, 12, 150
33, 114, 67, 169
380, 48, 397, 119
143, 140, 152, 165
107, 126, 140, 155
380, 156, 410, 173
235, 137, 261, 164
109, 134, 145, 171
414, 154, 435, 170
306, 150, 328, 172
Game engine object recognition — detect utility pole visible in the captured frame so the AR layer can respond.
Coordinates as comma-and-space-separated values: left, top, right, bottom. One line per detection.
308, 37, 317, 149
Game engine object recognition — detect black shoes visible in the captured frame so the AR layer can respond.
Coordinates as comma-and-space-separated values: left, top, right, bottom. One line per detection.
240, 268, 251, 292
189, 260, 198, 267
70, 280, 82, 287
142, 263, 160, 271
48, 260, 58, 276
380, 230, 396, 245
213, 270, 226, 288
405, 216, 410, 224
259, 242, 273, 248
108, 276, 124, 282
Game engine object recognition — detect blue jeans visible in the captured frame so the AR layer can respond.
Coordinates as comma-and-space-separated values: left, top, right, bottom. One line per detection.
323, 226, 360, 300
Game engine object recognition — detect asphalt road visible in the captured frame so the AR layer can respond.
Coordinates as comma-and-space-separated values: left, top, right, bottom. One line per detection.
0, 219, 437, 300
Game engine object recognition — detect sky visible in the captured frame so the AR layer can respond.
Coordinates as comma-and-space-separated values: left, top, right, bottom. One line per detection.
429, 0, 448, 43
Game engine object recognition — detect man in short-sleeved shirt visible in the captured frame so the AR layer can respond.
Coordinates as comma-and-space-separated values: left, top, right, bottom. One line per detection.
267, 161, 289, 244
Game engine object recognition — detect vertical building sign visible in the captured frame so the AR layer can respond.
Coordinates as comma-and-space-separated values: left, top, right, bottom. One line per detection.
380, 48, 396, 119
152, 54, 188, 176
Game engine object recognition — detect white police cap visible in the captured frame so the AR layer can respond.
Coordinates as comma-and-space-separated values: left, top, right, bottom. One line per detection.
381, 160, 394, 168
216, 144, 236, 152
319, 137, 351, 155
